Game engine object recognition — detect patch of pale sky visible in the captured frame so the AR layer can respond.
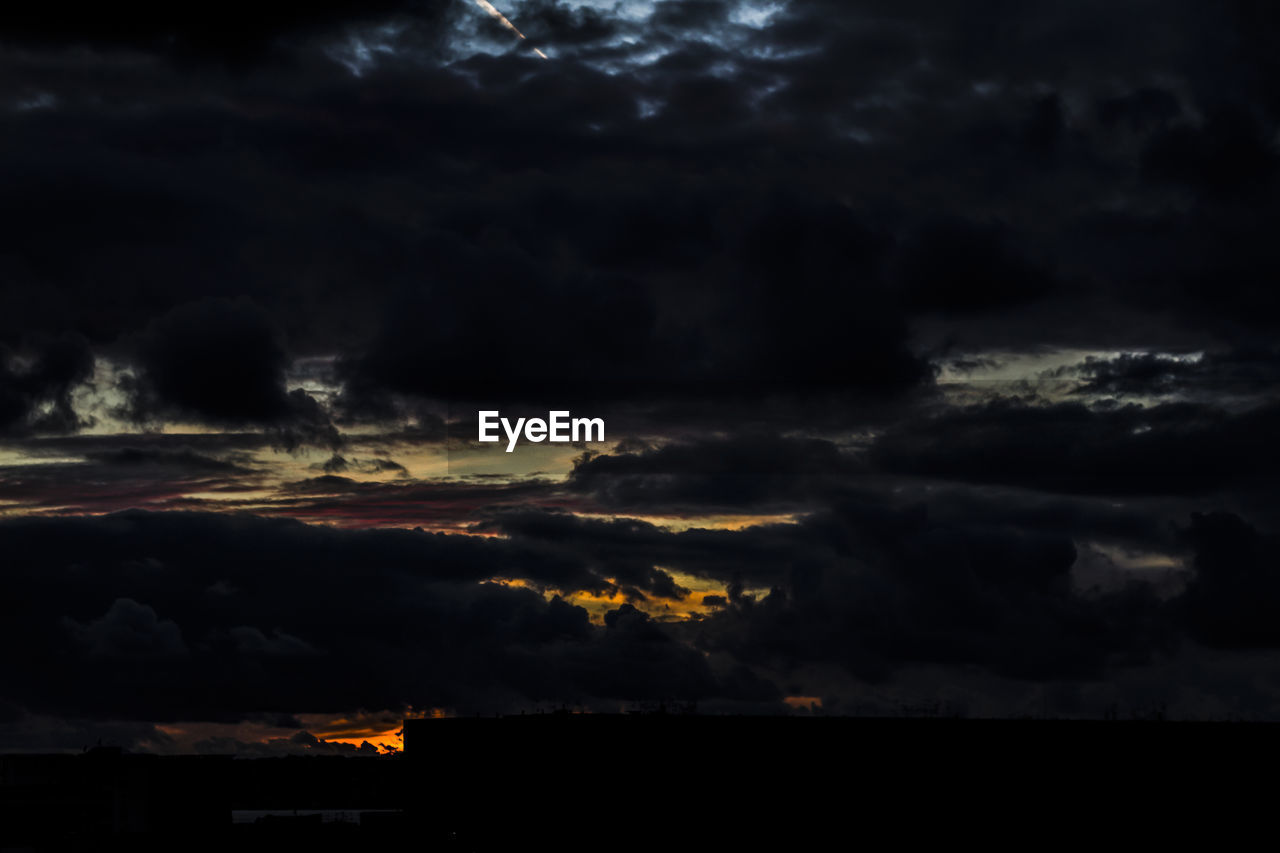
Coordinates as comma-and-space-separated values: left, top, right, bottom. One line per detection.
934, 348, 1208, 408
936, 348, 1204, 385
321, 0, 794, 76
324, 22, 406, 76
11, 92, 57, 112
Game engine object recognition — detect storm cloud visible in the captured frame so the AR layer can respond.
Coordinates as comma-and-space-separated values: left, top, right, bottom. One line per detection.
2, 1, 1280, 741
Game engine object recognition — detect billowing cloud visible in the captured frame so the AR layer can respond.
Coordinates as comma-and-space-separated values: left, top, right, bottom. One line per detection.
124, 298, 339, 448
1, 0, 1280, 739
0, 333, 93, 435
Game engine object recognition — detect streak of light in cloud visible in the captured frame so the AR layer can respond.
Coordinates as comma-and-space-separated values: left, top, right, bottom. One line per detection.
474, 0, 549, 58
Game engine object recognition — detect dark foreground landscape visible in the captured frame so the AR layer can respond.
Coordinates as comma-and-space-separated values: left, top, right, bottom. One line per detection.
3, 714, 1276, 850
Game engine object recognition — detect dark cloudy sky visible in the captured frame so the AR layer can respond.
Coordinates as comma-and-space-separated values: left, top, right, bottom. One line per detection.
2, 0, 1279, 752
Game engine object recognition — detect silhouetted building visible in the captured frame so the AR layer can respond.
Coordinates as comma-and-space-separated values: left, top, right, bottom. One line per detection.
400, 713, 1280, 849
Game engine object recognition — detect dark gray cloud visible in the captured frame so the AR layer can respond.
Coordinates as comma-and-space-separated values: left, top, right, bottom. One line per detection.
566, 434, 860, 511
486, 497, 1280, 715
1176, 512, 1280, 649
0, 440, 264, 514
1066, 348, 1280, 402
0, 509, 779, 722
83, 446, 253, 473
1, 0, 1279, 732
0, 333, 93, 435
2, 490, 1280, 730
123, 297, 340, 448
1, 0, 424, 63
2, 1, 1272, 411
871, 400, 1280, 497
128, 298, 294, 424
